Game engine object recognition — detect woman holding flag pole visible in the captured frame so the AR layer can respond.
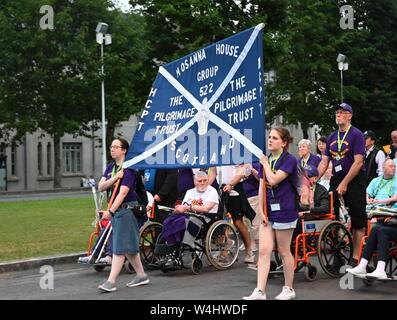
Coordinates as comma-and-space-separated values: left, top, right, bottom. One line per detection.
97, 138, 149, 293
243, 127, 298, 300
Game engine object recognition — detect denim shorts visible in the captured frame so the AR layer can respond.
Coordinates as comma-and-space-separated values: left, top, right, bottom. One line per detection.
111, 202, 140, 255
269, 219, 298, 230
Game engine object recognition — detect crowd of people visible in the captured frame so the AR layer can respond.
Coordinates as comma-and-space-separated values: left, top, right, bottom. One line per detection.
86, 102, 397, 299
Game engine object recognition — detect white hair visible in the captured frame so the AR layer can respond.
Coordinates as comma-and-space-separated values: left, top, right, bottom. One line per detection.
194, 171, 208, 180
298, 139, 312, 148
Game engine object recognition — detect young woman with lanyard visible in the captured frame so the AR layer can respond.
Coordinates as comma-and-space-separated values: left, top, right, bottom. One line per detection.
243, 127, 298, 300
97, 138, 149, 292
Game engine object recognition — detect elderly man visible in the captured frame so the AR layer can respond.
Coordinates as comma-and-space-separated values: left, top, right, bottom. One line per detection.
366, 158, 397, 208
161, 171, 219, 269
318, 102, 366, 264
347, 158, 397, 280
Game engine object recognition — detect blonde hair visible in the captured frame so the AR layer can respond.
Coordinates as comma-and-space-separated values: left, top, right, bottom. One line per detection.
298, 139, 312, 148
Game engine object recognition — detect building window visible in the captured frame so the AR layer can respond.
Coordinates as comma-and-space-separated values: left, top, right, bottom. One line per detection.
47, 142, 52, 175
63, 143, 82, 173
11, 142, 17, 176
37, 142, 43, 176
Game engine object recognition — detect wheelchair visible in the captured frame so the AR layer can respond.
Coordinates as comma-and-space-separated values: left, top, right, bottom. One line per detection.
271, 192, 353, 281
356, 211, 397, 286
138, 203, 240, 274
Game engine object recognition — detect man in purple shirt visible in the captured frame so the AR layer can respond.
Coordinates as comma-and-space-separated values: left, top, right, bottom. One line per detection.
318, 102, 366, 265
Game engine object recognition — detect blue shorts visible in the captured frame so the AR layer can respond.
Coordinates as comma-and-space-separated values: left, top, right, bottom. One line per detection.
269, 219, 298, 230
111, 203, 140, 255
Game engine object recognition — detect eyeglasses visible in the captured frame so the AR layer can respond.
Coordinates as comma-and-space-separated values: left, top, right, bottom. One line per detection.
109, 145, 122, 150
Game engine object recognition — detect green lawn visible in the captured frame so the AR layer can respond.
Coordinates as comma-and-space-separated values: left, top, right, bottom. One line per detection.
0, 197, 97, 262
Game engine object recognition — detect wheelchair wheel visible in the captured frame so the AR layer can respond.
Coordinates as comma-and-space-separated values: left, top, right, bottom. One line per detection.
385, 248, 397, 278
191, 256, 203, 275
93, 265, 106, 272
139, 221, 163, 268
304, 263, 317, 282
205, 220, 239, 270
317, 221, 353, 278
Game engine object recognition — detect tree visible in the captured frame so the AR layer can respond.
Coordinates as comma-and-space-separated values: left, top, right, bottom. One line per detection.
266, 0, 346, 138
128, 0, 290, 101
0, 0, 148, 187
339, 0, 397, 144
266, 0, 397, 141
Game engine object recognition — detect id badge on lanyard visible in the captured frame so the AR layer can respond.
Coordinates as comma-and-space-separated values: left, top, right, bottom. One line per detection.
269, 189, 281, 212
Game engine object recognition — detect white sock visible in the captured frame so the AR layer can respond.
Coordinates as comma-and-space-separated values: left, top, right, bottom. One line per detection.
375, 261, 386, 273
357, 258, 368, 270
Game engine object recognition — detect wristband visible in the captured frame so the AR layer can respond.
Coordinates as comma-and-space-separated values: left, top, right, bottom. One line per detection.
109, 209, 115, 217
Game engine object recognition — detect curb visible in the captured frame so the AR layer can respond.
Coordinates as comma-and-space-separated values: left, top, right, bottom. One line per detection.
0, 252, 86, 273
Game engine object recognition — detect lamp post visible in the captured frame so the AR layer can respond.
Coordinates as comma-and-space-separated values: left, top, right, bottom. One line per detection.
336, 53, 349, 104
96, 22, 112, 173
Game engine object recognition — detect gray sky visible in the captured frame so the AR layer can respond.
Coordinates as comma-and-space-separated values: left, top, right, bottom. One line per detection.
111, 0, 132, 12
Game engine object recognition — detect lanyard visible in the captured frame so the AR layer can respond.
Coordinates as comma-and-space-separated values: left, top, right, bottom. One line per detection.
373, 178, 394, 198
337, 125, 351, 153
269, 152, 283, 173
111, 162, 123, 178
109, 162, 123, 199
301, 156, 310, 168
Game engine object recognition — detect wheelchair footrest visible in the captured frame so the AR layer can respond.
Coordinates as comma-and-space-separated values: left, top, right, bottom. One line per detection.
154, 244, 174, 255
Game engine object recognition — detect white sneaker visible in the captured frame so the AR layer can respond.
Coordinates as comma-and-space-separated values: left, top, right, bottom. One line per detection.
98, 256, 112, 264
239, 243, 246, 251
275, 286, 296, 300
244, 251, 255, 264
365, 269, 388, 280
346, 265, 367, 277
78, 255, 93, 264
243, 288, 266, 300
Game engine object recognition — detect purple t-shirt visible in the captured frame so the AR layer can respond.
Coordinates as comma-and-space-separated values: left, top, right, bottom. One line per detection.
178, 169, 195, 195
259, 152, 299, 223
325, 126, 365, 178
300, 153, 321, 169
103, 163, 138, 202
243, 162, 260, 198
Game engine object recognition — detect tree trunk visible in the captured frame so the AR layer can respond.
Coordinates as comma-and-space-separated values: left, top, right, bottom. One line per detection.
301, 125, 309, 140
53, 134, 62, 188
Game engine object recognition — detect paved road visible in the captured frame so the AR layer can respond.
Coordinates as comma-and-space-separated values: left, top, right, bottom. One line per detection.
0, 253, 395, 301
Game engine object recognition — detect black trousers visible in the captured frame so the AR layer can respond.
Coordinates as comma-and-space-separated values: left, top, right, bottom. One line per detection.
362, 223, 397, 262
330, 171, 367, 229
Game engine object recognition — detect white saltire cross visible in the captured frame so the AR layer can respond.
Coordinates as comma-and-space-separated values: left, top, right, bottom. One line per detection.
123, 23, 264, 169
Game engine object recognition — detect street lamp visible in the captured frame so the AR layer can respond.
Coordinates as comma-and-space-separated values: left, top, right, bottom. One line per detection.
96, 22, 112, 173
336, 53, 349, 104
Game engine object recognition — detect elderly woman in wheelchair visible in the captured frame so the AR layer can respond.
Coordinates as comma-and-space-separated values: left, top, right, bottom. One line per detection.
151, 170, 239, 274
